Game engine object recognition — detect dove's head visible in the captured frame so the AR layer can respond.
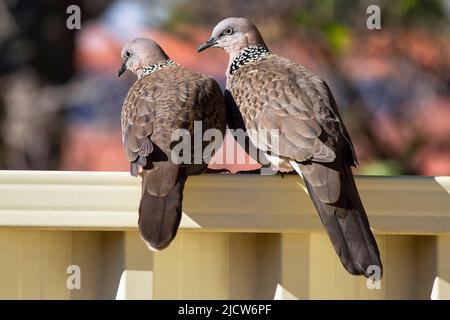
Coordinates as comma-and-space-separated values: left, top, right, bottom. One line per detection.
198, 17, 266, 58
118, 38, 169, 77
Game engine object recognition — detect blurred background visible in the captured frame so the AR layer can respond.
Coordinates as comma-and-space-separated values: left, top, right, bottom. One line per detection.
0, 0, 449, 175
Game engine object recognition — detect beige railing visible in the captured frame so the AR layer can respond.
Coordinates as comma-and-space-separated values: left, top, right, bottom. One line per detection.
0, 170, 449, 299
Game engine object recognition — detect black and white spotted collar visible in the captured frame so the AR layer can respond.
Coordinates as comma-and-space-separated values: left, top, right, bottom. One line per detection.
227, 46, 271, 78
139, 59, 176, 79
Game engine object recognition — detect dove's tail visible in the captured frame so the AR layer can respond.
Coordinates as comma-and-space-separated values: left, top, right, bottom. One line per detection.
300, 161, 383, 278
138, 167, 186, 251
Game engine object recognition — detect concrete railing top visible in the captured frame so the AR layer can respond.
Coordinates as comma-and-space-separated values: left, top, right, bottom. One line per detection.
0, 170, 449, 234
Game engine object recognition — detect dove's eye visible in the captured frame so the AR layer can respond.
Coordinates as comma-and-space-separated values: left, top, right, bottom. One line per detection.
224, 28, 233, 35
125, 50, 132, 58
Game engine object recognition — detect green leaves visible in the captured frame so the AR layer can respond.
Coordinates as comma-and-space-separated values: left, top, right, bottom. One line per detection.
323, 22, 352, 55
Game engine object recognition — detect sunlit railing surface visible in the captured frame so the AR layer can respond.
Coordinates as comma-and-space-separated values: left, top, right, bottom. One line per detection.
0, 171, 449, 299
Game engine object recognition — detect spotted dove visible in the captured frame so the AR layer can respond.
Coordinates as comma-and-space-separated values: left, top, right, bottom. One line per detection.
119, 38, 226, 251
199, 18, 382, 278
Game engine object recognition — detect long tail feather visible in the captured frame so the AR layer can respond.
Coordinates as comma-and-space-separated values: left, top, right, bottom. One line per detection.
138, 166, 186, 251
301, 162, 383, 278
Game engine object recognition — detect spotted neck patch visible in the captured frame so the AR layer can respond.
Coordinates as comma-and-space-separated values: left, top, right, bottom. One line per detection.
139, 60, 175, 79
227, 46, 270, 77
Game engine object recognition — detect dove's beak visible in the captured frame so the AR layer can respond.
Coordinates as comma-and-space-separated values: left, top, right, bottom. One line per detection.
118, 60, 127, 77
197, 37, 218, 52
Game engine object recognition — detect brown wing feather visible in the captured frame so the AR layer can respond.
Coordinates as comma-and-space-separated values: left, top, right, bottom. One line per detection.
228, 55, 344, 164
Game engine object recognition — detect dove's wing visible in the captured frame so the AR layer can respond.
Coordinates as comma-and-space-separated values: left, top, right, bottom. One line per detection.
228, 55, 358, 166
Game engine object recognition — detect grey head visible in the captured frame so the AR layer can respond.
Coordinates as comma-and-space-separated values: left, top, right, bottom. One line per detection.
118, 38, 169, 77
197, 17, 267, 59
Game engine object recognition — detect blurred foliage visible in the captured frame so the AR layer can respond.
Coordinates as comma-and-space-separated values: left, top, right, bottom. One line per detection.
360, 160, 404, 176
162, 5, 192, 32
292, 1, 354, 54
323, 22, 352, 54
385, 0, 447, 27
291, 0, 448, 29
291, 0, 449, 54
